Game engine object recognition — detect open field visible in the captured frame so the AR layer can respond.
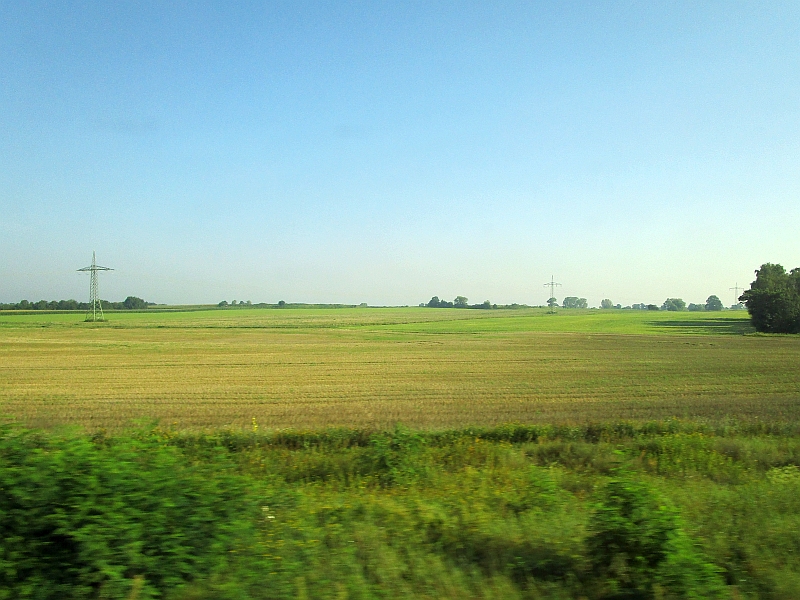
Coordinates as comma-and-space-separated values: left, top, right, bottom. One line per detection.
4, 308, 800, 597
1, 307, 799, 430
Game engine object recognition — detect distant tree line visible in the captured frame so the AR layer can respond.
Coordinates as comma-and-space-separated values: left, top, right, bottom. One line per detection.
740, 263, 800, 333
422, 295, 730, 312
425, 296, 495, 309
0, 297, 152, 311
216, 300, 368, 309
218, 300, 253, 307
596, 296, 724, 312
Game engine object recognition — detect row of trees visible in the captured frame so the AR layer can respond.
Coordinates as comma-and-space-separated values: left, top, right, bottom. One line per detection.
618, 297, 725, 312
741, 263, 800, 333
218, 300, 253, 307
0, 297, 151, 311
563, 297, 724, 311
425, 295, 730, 311
425, 296, 494, 309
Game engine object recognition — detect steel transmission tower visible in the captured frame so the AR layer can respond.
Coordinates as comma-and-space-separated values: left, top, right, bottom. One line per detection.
78, 252, 113, 322
729, 283, 744, 307
543, 275, 562, 313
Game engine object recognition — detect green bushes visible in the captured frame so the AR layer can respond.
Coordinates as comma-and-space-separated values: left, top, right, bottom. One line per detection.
3, 421, 800, 598
588, 475, 727, 598
0, 426, 257, 599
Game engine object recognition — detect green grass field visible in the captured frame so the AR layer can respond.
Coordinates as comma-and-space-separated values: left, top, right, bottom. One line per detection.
1, 307, 798, 431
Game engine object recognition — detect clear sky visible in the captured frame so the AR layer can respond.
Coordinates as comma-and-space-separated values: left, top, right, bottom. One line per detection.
1, 1, 798, 307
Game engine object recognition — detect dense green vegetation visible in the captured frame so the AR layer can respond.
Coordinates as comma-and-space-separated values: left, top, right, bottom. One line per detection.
741, 263, 800, 334
3, 420, 800, 599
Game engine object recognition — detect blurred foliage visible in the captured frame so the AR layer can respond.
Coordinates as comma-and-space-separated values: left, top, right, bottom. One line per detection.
3, 420, 800, 598
0, 426, 257, 599
588, 474, 726, 598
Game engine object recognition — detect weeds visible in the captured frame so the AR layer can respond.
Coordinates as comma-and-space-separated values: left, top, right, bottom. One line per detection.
3, 421, 800, 598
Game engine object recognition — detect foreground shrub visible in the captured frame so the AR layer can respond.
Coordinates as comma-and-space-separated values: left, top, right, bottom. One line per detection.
0, 426, 257, 599
8, 422, 800, 598
588, 474, 727, 599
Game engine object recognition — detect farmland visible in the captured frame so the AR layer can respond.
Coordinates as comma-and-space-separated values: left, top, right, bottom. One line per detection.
4, 306, 800, 598
1, 307, 798, 431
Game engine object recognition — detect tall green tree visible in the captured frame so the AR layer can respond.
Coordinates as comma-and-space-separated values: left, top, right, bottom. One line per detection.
661, 298, 686, 312
563, 297, 588, 309
705, 295, 723, 311
740, 263, 800, 333
122, 296, 148, 310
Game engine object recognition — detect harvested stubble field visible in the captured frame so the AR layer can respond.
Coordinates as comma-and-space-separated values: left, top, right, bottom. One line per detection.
1, 307, 798, 430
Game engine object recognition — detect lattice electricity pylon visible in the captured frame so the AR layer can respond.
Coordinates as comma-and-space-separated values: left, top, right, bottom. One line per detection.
729, 283, 745, 306
77, 251, 113, 322
543, 275, 561, 313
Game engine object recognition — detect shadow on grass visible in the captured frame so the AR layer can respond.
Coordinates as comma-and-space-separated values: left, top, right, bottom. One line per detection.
649, 317, 755, 335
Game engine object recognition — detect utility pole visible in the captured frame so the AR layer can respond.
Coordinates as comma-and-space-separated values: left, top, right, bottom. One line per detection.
729, 283, 744, 307
78, 251, 113, 322
543, 275, 561, 313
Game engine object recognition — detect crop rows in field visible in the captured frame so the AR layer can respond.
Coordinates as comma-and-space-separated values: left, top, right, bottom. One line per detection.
1, 308, 798, 430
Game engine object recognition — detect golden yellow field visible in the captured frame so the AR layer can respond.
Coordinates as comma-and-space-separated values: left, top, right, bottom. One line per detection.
1, 307, 799, 430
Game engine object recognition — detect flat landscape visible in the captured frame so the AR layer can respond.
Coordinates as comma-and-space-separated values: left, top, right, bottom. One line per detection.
1, 307, 798, 431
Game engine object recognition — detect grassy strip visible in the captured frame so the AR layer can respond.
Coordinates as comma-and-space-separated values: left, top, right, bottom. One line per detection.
3, 421, 800, 598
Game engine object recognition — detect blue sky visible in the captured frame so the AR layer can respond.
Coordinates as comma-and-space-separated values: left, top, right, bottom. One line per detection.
1, 1, 798, 306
